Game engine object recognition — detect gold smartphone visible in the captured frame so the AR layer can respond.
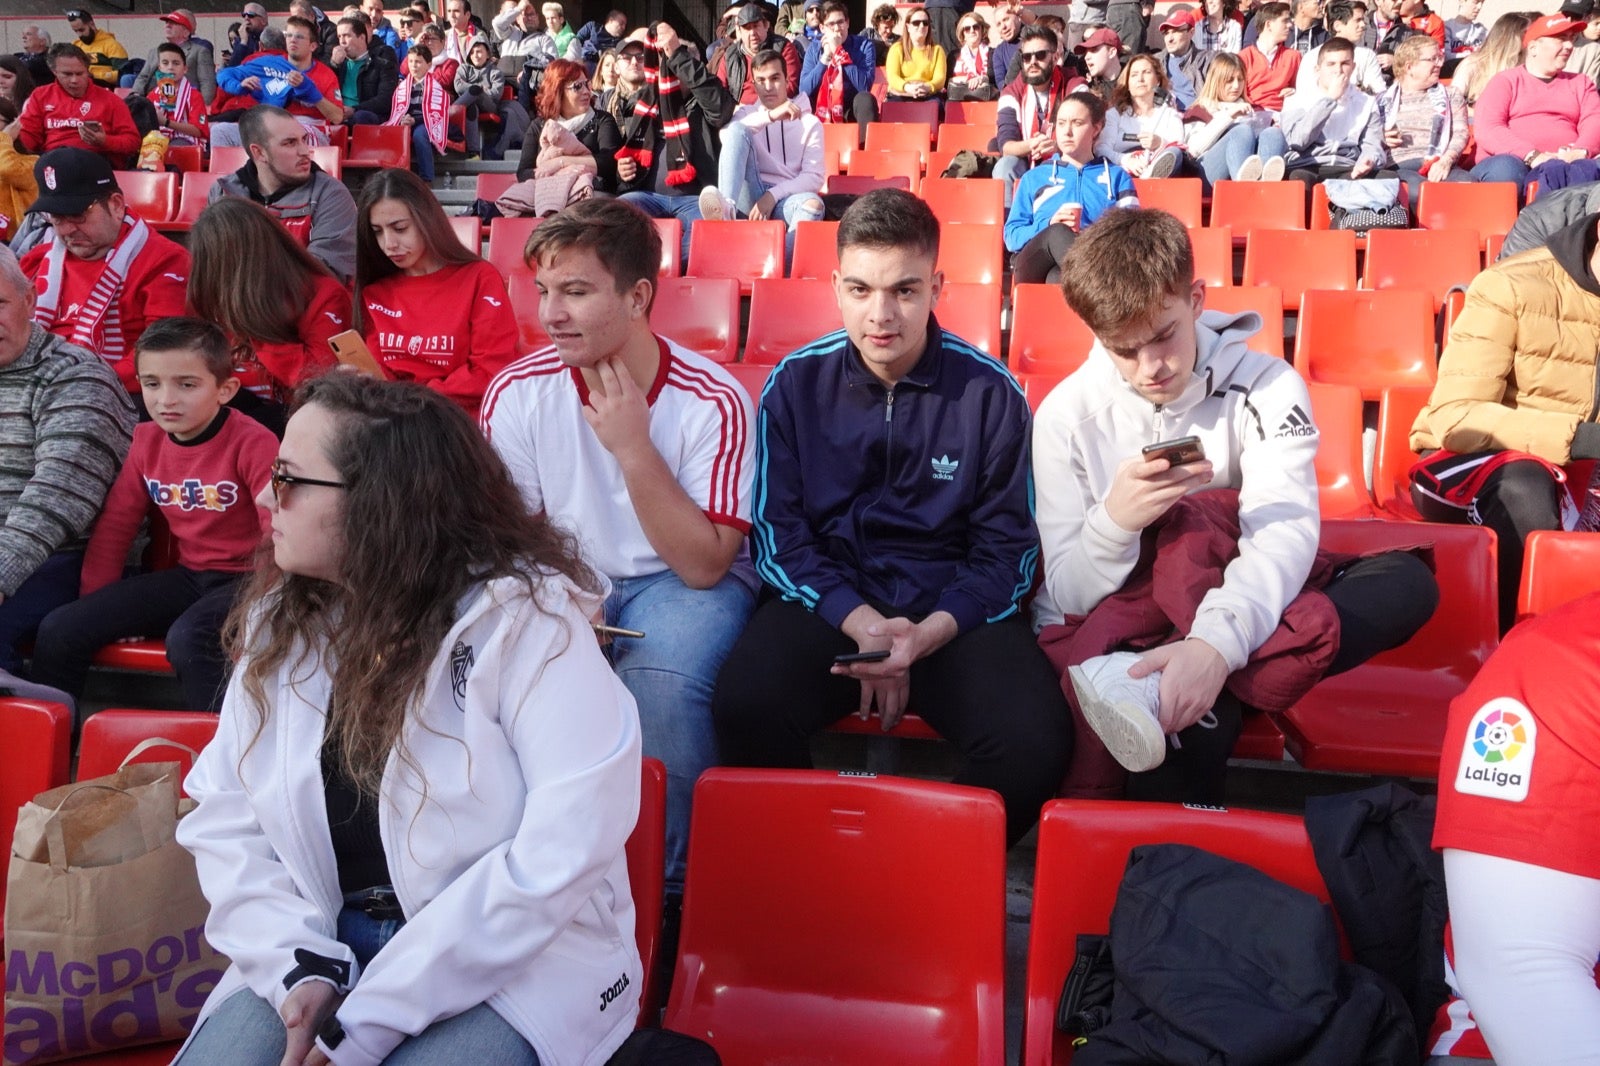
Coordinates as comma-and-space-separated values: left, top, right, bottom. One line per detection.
328, 330, 387, 379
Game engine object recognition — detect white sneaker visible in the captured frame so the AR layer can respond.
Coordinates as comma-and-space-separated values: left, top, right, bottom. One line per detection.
698, 185, 734, 221
1261, 155, 1286, 182
1068, 651, 1167, 773
1236, 154, 1264, 182
1146, 145, 1184, 179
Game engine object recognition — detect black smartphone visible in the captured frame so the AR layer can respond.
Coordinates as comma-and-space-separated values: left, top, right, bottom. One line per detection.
1141, 435, 1206, 467
833, 649, 891, 665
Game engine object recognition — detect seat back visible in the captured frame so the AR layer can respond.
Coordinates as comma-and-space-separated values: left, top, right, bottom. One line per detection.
845, 149, 922, 193
863, 121, 931, 166
935, 122, 997, 153
878, 98, 940, 136
113, 171, 178, 222
627, 757, 668, 1022
745, 278, 844, 365
448, 214, 481, 253
506, 271, 550, 353
1189, 225, 1234, 287
1296, 288, 1437, 400
1306, 382, 1375, 518
652, 276, 740, 363
1416, 182, 1518, 244
476, 171, 518, 205
789, 220, 841, 279
725, 362, 774, 403
664, 769, 1008, 1066
652, 217, 682, 277
1518, 531, 1600, 619
0, 699, 73, 930
171, 170, 222, 227
1133, 177, 1202, 228
1373, 384, 1431, 518
936, 222, 1003, 285
1209, 180, 1306, 236
1009, 283, 1097, 374
938, 281, 1002, 357
822, 121, 859, 171
1362, 228, 1482, 309
1022, 800, 1329, 1066
1202, 286, 1284, 358
347, 123, 411, 169
825, 173, 911, 195
76, 710, 221, 792
943, 99, 999, 126
921, 176, 1005, 225
208, 145, 248, 173
487, 216, 541, 277
686, 220, 785, 294
309, 145, 342, 179
1242, 229, 1357, 310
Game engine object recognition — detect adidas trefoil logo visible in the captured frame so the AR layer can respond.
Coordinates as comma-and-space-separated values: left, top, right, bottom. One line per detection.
1275, 404, 1316, 439
931, 454, 959, 481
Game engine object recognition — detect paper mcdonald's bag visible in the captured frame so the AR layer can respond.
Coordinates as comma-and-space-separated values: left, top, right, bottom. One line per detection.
4, 761, 227, 1064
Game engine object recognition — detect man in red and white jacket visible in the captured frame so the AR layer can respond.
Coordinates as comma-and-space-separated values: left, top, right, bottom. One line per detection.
15, 43, 141, 166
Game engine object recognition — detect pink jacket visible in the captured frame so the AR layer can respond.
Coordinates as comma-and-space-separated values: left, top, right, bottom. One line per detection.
1474, 65, 1600, 158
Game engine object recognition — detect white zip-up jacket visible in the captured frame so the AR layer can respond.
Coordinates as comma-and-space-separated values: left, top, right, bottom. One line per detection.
1030, 308, 1322, 672
727, 99, 825, 204
176, 575, 643, 1066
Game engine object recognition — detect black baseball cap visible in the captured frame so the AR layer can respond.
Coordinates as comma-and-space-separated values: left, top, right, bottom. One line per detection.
32, 148, 118, 215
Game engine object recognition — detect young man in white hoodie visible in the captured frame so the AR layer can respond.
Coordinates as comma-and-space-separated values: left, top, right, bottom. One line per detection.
698, 47, 826, 261
1030, 208, 1437, 802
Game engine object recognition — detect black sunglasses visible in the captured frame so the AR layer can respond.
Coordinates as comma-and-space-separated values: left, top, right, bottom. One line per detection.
1020, 49, 1052, 61
907, 18, 929, 25
270, 468, 348, 506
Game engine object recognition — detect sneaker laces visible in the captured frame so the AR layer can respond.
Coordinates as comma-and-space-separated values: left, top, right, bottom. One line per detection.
1168, 710, 1220, 750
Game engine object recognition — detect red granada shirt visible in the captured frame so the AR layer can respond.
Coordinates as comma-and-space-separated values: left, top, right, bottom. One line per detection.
230, 273, 349, 400
16, 82, 142, 159
361, 258, 517, 415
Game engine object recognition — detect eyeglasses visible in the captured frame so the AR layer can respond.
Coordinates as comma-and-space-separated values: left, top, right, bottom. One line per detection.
907, 18, 929, 26
617, 51, 644, 61
563, 80, 588, 91
44, 200, 107, 227
283, 32, 312, 41
270, 467, 347, 506
1019, 49, 1052, 61
961, 24, 982, 32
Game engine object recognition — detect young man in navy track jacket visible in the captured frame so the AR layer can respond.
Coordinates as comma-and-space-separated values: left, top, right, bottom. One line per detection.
711, 190, 1074, 846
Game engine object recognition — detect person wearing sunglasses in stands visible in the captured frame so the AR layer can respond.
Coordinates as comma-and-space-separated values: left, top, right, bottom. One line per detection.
994, 24, 1085, 201
887, 5, 948, 100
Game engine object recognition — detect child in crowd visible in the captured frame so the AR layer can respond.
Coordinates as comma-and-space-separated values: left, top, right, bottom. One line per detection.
1445, 0, 1486, 57
387, 44, 450, 181
31, 318, 277, 716
1004, 91, 1138, 285
455, 38, 507, 158
138, 41, 206, 170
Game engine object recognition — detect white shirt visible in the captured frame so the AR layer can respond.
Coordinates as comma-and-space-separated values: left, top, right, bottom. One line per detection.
481, 336, 756, 581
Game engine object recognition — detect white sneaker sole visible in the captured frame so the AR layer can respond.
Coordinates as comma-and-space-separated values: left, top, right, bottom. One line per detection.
698, 185, 725, 221
1068, 665, 1168, 773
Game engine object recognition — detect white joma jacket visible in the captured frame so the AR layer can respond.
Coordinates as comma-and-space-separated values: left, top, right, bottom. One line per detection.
1030, 308, 1322, 671
176, 575, 643, 1066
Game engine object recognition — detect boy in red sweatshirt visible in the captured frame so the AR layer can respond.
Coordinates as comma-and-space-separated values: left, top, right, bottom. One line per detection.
31, 317, 278, 717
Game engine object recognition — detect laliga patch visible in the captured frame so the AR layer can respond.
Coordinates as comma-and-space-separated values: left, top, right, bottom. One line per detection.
1454, 697, 1537, 802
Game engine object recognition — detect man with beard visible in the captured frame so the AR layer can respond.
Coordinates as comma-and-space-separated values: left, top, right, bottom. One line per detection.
715, 5, 803, 103
994, 25, 1083, 201
64, 10, 127, 89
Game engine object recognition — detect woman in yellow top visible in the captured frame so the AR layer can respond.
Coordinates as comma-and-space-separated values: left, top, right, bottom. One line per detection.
0, 98, 37, 245
887, 6, 947, 100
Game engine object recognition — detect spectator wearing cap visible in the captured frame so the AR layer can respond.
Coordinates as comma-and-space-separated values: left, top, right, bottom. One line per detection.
715, 4, 803, 103
17, 148, 190, 394
16, 44, 141, 166
0, 241, 134, 683
1472, 13, 1600, 195
799, 1, 880, 135
1565, 0, 1600, 84
1076, 26, 1123, 99
130, 11, 218, 105
1239, 3, 1301, 112
64, 10, 128, 89
1159, 9, 1212, 110
228, 4, 271, 68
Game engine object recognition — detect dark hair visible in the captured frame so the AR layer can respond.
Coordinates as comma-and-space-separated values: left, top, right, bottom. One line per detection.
1061, 208, 1195, 336
821, 0, 851, 20
337, 15, 370, 36
0, 98, 16, 125
408, 42, 433, 62
156, 41, 186, 61
355, 168, 481, 299
239, 104, 297, 150
1319, 35, 1356, 58
227, 372, 599, 797
1255, 2, 1293, 27
836, 188, 939, 263
135, 317, 235, 382
526, 198, 661, 310
0, 56, 38, 108
1326, 1, 1358, 24
870, 2, 896, 24
46, 43, 90, 69
285, 14, 318, 38
535, 57, 587, 117
1019, 23, 1060, 50
750, 47, 787, 74
1053, 88, 1107, 124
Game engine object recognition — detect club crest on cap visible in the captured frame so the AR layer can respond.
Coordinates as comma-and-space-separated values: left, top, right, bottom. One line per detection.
43, 166, 56, 191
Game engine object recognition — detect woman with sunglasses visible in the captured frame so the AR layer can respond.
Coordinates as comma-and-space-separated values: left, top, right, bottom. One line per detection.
516, 56, 621, 193
887, 5, 948, 100
174, 371, 643, 1066
948, 14, 998, 101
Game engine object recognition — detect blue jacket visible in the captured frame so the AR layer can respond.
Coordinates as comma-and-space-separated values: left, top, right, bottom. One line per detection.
752, 321, 1039, 633
799, 33, 876, 105
216, 53, 326, 107
1004, 155, 1136, 251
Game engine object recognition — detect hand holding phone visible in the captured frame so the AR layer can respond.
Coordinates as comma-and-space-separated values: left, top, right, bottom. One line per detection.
1105, 438, 1214, 532
833, 649, 891, 665
1140, 435, 1206, 467
328, 330, 387, 378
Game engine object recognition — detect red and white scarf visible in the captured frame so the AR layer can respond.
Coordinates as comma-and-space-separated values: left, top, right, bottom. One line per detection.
954, 44, 988, 82
32, 214, 149, 367
816, 45, 852, 124
386, 73, 449, 154
151, 76, 205, 139
618, 40, 696, 185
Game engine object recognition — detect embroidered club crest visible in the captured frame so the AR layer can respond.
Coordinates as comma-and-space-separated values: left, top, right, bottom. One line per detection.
43, 166, 56, 190
79, 101, 92, 116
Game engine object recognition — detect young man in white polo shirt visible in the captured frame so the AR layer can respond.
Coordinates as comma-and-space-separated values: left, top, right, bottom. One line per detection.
480, 198, 755, 902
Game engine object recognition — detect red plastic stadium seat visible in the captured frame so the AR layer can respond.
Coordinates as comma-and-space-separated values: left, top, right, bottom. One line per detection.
652, 276, 741, 363
1306, 382, 1376, 518
1133, 177, 1202, 228
449, 213, 481, 252
90, 640, 174, 673
345, 123, 410, 169
1233, 712, 1286, 760
1279, 520, 1499, 778
725, 362, 774, 402
487, 216, 540, 277
744, 278, 843, 365
153, 170, 221, 233
1485, 233, 1505, 261
1517, 531, 1600, 620
1202, 286, 1284, 358
1022, 800, 1331, 1066
1417, 182, 1518, 247
476, 171, 517, 205
1189, 225, 1234, 287
506, 271, 550, 353
845, 149, 922, 193
309, 145, 342, 179
1209, 180, 1306, 239
627, 757, 667, 1023
1017, 371, 1066, 414
1373, 385, 1431, 520
935, 123, 996, 153
113, 170, 177, 222
76, 710, 220, 791
921, 176, 1005, 225
1362, 228, 1483, 310
1241, 229, 1357, 311
825, 173, 911, 195
664, 769, 1008, 1065
936, 222, 1003, 284
878, 98, 940, 137
1009, 283, 1097, 374
938, 281, 1002, 357
208, 145, 247, 173
687, 220, 784, 294
0, 698, 72, 927
166, 144, 203, 173
864, 121, 931, 166
943, 99, 999, 127
789, 221, 840, 279
652, 218, 683, 277
822, 121, 859, 172
1296, 288, 1437, 400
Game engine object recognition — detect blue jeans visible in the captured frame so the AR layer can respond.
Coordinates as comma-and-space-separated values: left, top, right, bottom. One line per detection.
994, 153, 1030, 205
1471, 152, 1529, 193
410, 122, 437, 182
618, 191, 702, 266
0, 550, 83, 674
717, 122, 826, 262
1196, 123, 1289, 187
603, 567, 755, 891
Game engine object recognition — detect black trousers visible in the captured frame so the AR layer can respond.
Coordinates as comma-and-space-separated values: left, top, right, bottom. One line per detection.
32, 566, 245, 716
1411, 455, 1561, 631
713, 597, 1074, 846
1127, 549, 1440, 805
1012, 223, 1078, 285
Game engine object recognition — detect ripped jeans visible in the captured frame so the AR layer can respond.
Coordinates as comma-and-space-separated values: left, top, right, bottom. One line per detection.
716, 120, 826, 266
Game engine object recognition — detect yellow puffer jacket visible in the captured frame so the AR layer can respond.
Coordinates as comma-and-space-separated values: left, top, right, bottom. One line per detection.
1411, 235, 1600, 464
0, 132, 37, 245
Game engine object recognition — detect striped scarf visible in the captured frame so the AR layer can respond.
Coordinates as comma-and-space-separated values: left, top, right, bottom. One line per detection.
618, 40, 696, 186
386, 73, 449, 154
32, 214, 148, 368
